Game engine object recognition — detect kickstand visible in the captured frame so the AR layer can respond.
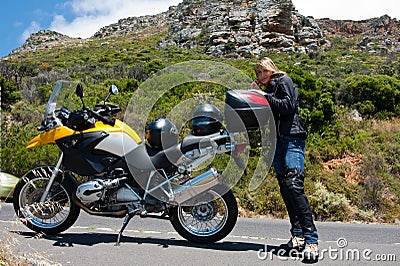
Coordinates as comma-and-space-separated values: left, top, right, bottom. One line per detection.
115, 207, 138, 246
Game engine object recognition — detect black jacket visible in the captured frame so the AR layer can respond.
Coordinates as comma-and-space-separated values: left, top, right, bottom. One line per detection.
264, 74, 307, 139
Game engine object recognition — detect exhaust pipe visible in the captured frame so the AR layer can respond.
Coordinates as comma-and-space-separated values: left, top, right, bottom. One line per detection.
171, 168, 220, 204
72, 194, 127, 218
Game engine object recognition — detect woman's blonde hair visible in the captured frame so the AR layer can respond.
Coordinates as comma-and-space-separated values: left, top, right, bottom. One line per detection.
255, 57, 286, 76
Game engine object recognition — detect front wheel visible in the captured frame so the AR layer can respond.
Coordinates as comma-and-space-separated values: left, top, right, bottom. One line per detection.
13, 166, 80, 235
170, 185, 238, 244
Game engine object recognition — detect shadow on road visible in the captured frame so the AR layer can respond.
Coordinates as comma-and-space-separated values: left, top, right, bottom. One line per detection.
12, 231, 318, 264
14, 231, 266, 252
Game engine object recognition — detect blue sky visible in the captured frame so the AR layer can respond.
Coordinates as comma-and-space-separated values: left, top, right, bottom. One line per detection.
1, 0, 399, 58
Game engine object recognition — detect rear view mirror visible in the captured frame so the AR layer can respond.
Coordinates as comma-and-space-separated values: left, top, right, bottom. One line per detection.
76, 83, 84, 98
104, 84, 118, 104
76, 83, 85, 108
110, 84, 119, 95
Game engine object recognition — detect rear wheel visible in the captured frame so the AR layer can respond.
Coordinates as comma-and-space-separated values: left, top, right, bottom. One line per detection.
170, 186, 238, 244
13, 166, 80, 235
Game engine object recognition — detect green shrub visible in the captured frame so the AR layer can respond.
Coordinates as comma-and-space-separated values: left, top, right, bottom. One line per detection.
0, 77, 21, 111
310, 181, 352, 221
341, 74, 400, 118
1, 121, 59, 177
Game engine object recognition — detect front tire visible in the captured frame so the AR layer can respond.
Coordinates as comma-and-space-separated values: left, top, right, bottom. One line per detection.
13, 166, 80, 235
170, 185, 238, 244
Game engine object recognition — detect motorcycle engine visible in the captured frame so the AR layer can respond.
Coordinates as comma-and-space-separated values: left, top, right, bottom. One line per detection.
76, 179, 105, 204
76, 179, 141, 204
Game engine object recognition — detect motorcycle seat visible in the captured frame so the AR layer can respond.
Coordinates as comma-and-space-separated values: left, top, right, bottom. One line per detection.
180, 132, 222, 154
149, 145, 182, 169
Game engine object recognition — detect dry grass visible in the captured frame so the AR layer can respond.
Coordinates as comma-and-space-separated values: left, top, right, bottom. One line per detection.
0, 203, 61, 266
0, 230, 61, 266
322, 153, 364, 185
371, 117, 400, 134
0, 235, 19, 266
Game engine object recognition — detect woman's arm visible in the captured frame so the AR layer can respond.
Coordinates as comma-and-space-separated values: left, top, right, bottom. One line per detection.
264, 78, 296, 116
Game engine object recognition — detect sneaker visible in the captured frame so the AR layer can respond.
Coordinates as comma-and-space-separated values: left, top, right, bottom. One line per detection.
303, 243, 319, 262
285, 235, 305, 250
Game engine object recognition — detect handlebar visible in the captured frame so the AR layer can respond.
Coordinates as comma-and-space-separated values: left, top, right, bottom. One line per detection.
86, 107, 116, 126
94, 104, 122, 116
37, 125, 48, 131
38, 104, 118, 132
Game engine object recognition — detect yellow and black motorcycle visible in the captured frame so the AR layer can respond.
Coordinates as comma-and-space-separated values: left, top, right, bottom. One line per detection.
12, 80, 258, 245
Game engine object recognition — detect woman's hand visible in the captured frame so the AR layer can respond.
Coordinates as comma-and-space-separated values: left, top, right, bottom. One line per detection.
250, 80, 261, 90
249, 80, 268, 95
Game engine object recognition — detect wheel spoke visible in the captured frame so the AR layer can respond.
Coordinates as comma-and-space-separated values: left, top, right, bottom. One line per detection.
177, 190, 228, 237
19, 177, 71, 229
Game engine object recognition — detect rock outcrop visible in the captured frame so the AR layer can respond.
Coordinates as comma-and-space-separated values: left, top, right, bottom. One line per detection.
92, 12, 172, 39
10, 30, 84, 56
17, 0, 326, 57
92, 0, 328, 57
316, 15, 400, 53
164, 0, 327, 56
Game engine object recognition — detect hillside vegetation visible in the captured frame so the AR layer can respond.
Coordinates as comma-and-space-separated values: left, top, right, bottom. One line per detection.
1, 26, 399, 223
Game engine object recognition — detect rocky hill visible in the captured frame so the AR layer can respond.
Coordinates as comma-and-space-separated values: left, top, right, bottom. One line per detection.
8, 0, 400, 57
316, 15, 400, 53
92, 0, 328, 56
10, 30, 85, 56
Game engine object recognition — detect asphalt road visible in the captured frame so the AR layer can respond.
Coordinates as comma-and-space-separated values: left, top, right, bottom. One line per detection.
0, 202, 399, 265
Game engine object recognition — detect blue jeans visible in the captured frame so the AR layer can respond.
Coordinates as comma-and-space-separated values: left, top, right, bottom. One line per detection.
273, 136, 318, 245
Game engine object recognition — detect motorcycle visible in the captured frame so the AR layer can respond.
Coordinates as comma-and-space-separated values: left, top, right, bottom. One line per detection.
13, 80, 255, 245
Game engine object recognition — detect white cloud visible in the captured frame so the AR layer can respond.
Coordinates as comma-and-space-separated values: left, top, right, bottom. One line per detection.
49, 0, 183, 38
292, 0, 399, 20
20, 21, 41, 43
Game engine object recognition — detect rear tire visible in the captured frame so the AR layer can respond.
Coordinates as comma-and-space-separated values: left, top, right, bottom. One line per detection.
13, 166, 80, 235
170, 185, 238, 244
